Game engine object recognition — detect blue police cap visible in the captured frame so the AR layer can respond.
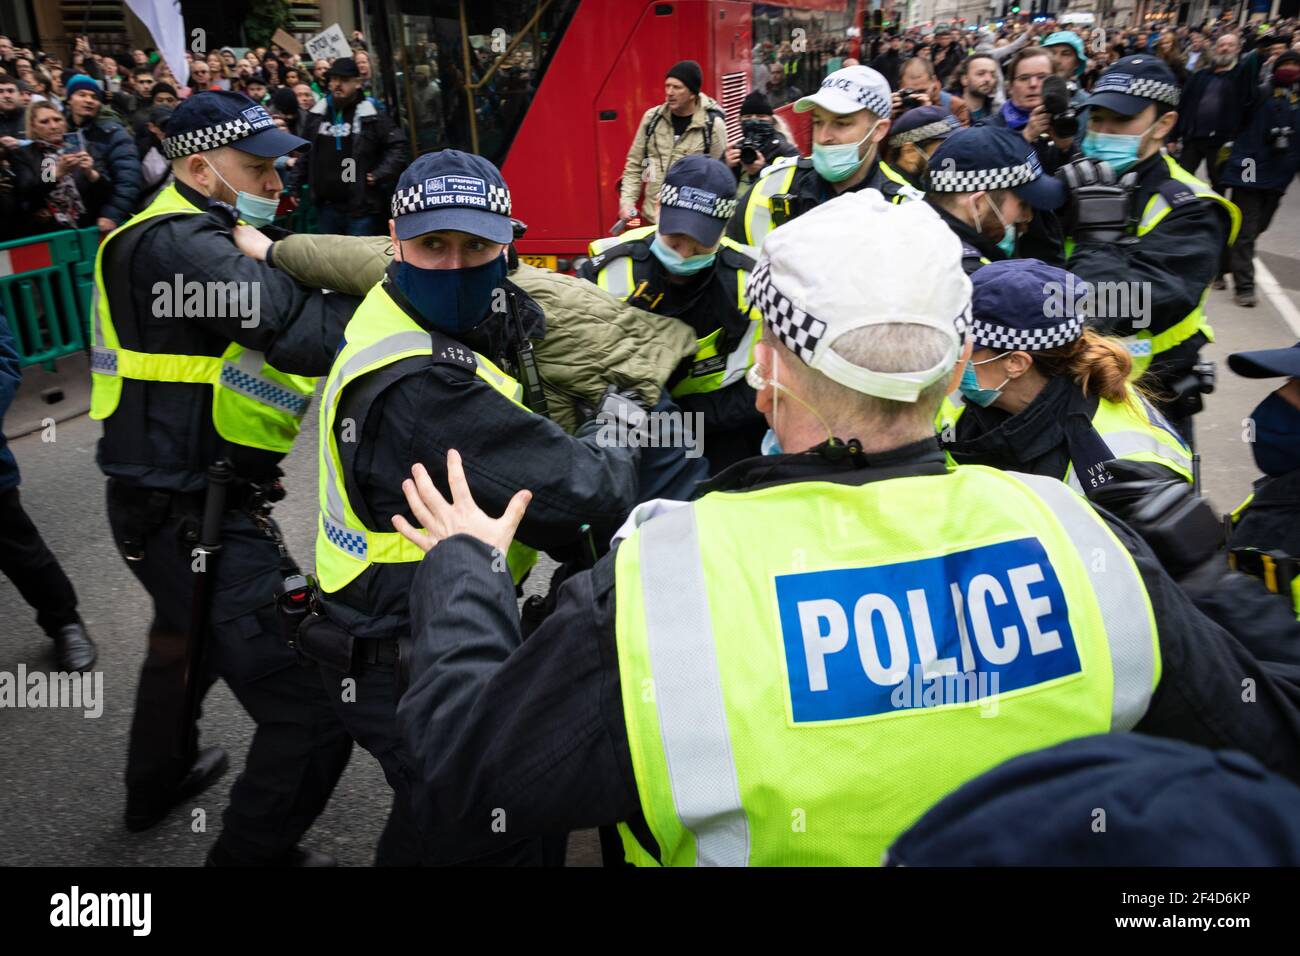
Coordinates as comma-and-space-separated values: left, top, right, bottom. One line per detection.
1081, 55, 1181, 117
657, 155, 738, 247
162, 90, 307, 160
888, 106, 961, 150
970, 259, 1086, 351
389, 150, 513, 243
926, 125, 1067, 211
1229, 341, 1300, 379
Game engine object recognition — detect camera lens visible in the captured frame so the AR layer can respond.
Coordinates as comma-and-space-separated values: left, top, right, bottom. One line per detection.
740, 145, 758, 165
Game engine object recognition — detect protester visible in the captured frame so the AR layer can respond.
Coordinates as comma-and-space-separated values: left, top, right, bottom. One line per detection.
12, 101, 110, 235
61, 73, 139, 231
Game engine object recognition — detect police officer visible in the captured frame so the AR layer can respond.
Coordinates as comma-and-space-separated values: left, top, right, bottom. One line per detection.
925, 125, 1068, 274
390, 193, 1300, 867
1223, 342, 1300, 618
726, 65, 917, 249
938, 259, 1192, 492
581, 156, 764, 471
1058, 55, 1241, 442
884, 106, 962, 191
93, 91, 355, 864
309, 149, 644, 865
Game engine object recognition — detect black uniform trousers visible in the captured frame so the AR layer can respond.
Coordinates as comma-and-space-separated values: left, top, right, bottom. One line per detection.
0, 487, 80, 635
319, 655, 549, 866
107, 482, 353, 863
1227, 188, 1283, 295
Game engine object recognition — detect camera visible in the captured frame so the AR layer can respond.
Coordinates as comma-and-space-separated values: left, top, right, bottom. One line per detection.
738, 119, 772, 167
1269, 125, 1293, 151
1041, 75, 1079, 140
898, 87, 922, 110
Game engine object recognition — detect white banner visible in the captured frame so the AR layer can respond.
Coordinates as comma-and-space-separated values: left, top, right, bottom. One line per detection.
305, 23, 353, 63
124, 0, 189, 85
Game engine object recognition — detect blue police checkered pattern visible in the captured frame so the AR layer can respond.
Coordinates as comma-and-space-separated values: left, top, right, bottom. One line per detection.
163, 117, 256, 159
746, 259, 826, 364
91, 347, 118, 374
816, 76, 891, 117
220, 364, 309, 415
322, 514, 367, 559
928, 160, 1035, 193
390, 180, 513, 219
659, 183, 738, 221
970, 314, 1083, 351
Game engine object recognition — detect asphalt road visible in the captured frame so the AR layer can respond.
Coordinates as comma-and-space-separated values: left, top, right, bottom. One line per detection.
2, 187, 1298, 867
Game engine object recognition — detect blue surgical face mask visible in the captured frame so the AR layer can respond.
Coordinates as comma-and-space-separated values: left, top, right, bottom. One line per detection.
206, 154, 281, 227
1080, 121, 1157, 175
650, 235, 716, 275
391, 253, 508, 335
760, 428, 783, 456
958, 354, 1011, 408
811, 120, 881, 183
973, 193, 1018, 257
1250, 390, 1300, 477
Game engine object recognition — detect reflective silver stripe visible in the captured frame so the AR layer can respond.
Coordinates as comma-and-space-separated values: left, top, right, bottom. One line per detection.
717, 311, 757, 390
638, 504, 749, 866
476, 362, 524, 404
1138, 194, 1170, 234
747, 167, 791, 247
1100, 429, 1193, 474
321, 331, 432, 530
599, 258, 634, 300
1008, 472, 1157, 730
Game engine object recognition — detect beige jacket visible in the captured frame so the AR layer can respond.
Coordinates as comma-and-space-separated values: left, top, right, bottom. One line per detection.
268, 234, 698, 433
619, 93, 729, 224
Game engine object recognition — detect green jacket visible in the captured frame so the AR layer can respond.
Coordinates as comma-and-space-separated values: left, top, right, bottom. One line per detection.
268, 234, 698, 433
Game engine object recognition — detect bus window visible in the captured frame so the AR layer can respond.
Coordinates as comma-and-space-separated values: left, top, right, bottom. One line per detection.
751, 2, 858, 108
375, 0, 579, 163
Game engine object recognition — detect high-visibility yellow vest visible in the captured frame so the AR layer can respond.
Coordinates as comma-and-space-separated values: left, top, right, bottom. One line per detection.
612, 466, 1160, 865
587, 225, 759, 398
734, 157, 920, 248
936, 388, 1193, 489
315, 282, 538, 593
90, 184, 316, 453
1065, 153, 1241, 380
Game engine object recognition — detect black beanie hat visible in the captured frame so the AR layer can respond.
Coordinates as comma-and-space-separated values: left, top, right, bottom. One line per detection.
739, 90, 773, 116
268, 85, 299, 116
666, 59, 703, 96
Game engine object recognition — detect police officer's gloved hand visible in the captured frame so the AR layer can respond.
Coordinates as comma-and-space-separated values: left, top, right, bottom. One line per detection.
1055, 158, 1136, 243
1084, 459, 1221, 580
576, 384, 649, 431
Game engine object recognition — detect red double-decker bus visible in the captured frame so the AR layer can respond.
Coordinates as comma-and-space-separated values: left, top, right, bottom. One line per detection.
362, 0, 865, 269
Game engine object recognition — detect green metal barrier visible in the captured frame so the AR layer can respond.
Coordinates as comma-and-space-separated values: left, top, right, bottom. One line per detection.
0, 227, 100, 372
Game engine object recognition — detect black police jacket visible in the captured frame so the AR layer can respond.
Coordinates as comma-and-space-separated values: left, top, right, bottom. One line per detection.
97, 179, 360, 493
724, 157, 918, 245
319, 277, 642, 643
1066, 151, 1232, 380
1232, 468, 1300, 557
395, 438, 1300, 864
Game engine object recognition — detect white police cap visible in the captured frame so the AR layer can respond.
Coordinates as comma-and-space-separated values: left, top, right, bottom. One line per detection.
746, 190, 971, 402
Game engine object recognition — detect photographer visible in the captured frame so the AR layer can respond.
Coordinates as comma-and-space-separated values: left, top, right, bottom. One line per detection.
892, 55, 969, 127
12, 101, 110, 236
723, 91, 799, 193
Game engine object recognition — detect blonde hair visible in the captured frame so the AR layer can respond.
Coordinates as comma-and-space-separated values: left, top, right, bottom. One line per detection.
1032, 328, 1135, 405
25, 101, 63, 142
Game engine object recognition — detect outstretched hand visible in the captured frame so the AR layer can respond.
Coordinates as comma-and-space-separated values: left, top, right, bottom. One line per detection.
391, 449, 532, 557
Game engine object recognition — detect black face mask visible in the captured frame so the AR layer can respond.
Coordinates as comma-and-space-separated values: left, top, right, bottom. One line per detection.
741, 119, 775, 142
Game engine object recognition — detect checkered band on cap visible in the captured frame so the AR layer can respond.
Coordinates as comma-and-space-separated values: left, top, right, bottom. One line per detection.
389, 180, 513, 219
889, 118, 958, 148
163, 117, 255, 159
928, 160, 1036, 193
745, 259, 827, 364
970, 313, 1084, 351
1126, 77, 1180, 106
817, 75, 891, 117
659, 182, 738, 220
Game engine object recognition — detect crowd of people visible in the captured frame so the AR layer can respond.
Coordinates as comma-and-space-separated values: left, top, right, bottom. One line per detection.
1, 12, 1300, 869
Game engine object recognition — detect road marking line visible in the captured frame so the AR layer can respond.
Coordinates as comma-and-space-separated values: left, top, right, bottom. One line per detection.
1255, 257, 1300, 337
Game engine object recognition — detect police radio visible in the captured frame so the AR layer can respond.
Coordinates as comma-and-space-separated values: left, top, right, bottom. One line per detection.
507, 290, 550, 418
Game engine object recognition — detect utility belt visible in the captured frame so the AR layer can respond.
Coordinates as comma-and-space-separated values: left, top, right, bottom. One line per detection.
108, 475, 287, 562
1228, 547, 1300, 613
273, 572, 403, 676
